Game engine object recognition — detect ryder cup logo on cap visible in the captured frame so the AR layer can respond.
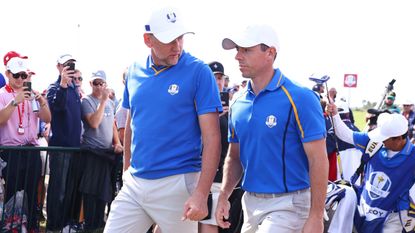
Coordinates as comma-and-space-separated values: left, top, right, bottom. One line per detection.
144, 7, 194, 44
6, 57, 28, 74
57, 54, 76, 64
168, 84, 179, 95
265, 115, 277, 128
368, 113, 408, 142
222, 24, 280, 52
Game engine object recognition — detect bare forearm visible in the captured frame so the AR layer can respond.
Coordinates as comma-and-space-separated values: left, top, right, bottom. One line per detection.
123, 112, 132, 171
220, 144, 243, 199
305, 140, 328, 219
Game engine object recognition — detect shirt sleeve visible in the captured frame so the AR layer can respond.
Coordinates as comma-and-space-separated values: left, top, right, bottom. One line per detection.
194, 64, 222, 115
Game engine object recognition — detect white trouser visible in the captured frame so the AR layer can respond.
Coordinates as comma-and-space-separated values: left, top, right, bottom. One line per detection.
338, 148, 362, 186
104, 171, 199, 233
327, 185, 357, 233
241, 189, 310, 233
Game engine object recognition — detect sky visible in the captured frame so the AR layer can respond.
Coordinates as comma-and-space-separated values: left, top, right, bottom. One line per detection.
2, 0, 414, 107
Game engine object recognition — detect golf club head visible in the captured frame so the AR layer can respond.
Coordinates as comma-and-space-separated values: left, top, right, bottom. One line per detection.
309, 75, 330, 84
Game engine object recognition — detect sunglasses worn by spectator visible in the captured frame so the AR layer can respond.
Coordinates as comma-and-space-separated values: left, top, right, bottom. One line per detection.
73, 77, 83, 81
12, 72, 28, 80
93, 80, 106, 86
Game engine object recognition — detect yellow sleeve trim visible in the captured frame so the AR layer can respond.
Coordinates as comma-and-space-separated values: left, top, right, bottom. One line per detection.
281, 86, 304, 139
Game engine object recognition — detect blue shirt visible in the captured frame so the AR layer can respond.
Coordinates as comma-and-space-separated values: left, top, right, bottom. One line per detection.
228, 69, 326, 193
353, 132, 415, 232
123, 51, 222, 179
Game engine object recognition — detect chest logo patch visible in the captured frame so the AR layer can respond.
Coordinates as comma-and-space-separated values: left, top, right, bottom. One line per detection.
365, 171, 391, 200
265, 115, 277, 128
168, 84, 179, 95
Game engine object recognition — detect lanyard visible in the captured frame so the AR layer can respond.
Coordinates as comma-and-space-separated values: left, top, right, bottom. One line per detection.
5, 85, 25, 129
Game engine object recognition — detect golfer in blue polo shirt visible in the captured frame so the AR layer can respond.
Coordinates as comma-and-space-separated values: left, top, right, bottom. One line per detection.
104, 7, 222, 233
215, 24, 328, 233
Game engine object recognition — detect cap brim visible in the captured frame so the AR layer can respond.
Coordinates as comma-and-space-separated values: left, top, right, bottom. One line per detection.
154, 28, 194, 44
367, 128, 388, 143
222, 37, 259, 50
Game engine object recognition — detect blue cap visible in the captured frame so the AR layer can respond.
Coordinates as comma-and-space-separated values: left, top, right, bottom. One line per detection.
91, 70, 106, 81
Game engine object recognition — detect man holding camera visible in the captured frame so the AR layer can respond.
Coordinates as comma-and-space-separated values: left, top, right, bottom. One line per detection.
0, 52, 51, 231
46, 54, 82, 231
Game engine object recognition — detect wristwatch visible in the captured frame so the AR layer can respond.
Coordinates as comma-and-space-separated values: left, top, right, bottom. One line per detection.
11, 99, 18, 107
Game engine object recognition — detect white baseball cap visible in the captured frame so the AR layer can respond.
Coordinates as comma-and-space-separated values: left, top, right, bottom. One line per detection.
144, 7, 194, 44
222, 24, 280, 52
337, 100, 349, 114
57, 54, 76, 64
6, 57, 28, 74
368, 113, 408, 142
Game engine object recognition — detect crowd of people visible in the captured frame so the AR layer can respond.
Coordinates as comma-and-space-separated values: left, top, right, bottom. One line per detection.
2, 5, 415, 233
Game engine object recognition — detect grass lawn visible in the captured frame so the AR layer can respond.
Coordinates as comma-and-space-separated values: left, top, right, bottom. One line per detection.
352, 110, 367, 131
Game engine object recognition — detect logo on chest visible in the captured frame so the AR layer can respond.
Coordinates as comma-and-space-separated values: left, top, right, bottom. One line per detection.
365, 171, 391, 200
168, 84, 179, 95
265, 115, 277, 128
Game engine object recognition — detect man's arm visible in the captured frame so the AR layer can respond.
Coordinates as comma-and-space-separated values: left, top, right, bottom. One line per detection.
123, 110, 132, 171
302, 138, 328, 233
182, 112, 221, 221
216, 142, 243, 228
112, 121, 123, 154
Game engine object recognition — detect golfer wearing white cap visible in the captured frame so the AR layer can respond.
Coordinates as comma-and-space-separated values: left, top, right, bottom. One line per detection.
216, 24, 328, 233
104, 6, 222, 233
326, 101, 415, 233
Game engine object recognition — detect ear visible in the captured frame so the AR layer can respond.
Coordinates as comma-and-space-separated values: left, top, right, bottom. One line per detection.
268, 47, 277, 61
143, 34, 152, 48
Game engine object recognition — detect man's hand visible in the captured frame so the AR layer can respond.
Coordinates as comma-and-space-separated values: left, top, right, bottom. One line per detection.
181, 191, 208, 221
215, 194, 231, 229
302, 215, 324, 233
60, 66, 74, 88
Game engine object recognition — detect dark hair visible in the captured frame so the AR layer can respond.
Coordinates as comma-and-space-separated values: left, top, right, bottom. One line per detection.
260, 43, 277, 60
391, 131, 408, 140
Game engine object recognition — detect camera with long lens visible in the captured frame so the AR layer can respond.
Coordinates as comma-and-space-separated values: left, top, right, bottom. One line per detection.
366, 108, 391, 131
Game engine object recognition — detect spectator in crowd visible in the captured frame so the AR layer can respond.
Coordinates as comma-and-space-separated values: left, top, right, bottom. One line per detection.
382, 91, 400, 113
312, 83, 324, 99
223, 75, 231, 92
80, 70, 123, 231
240, 80, 247, 89
73, 69, 85, 98
328, 87, 354, 123
0, 53, 51, 231
46, 54, 83, 231
104, 7, 222, 233
200, 62, 243, 233
115, 69, 128, 145
216, 24, 328, 233
326, 103, 415, 232
107, 88, 119, 111
402, 99, 415, 142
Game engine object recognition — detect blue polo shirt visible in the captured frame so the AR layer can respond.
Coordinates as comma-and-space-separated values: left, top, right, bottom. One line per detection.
228, 68, 326, 193
123, 51, 222, 179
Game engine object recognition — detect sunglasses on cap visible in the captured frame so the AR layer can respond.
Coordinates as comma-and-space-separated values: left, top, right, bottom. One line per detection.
73, 77, 83, 81
92, 80, 106, 86
12, 72, 28, 80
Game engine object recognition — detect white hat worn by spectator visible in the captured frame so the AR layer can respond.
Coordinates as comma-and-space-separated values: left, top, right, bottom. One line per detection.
368, 113, 408, 142
222, 24, 280, 52
57, 54, 76, 64
6, 57, 28, 74
144, 7, 194, 44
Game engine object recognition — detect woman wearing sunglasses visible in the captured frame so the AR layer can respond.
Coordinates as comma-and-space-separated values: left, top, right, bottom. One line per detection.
0, 55, 51, 232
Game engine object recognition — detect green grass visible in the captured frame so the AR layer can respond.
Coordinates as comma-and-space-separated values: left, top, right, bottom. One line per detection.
352, 110, 367, 131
